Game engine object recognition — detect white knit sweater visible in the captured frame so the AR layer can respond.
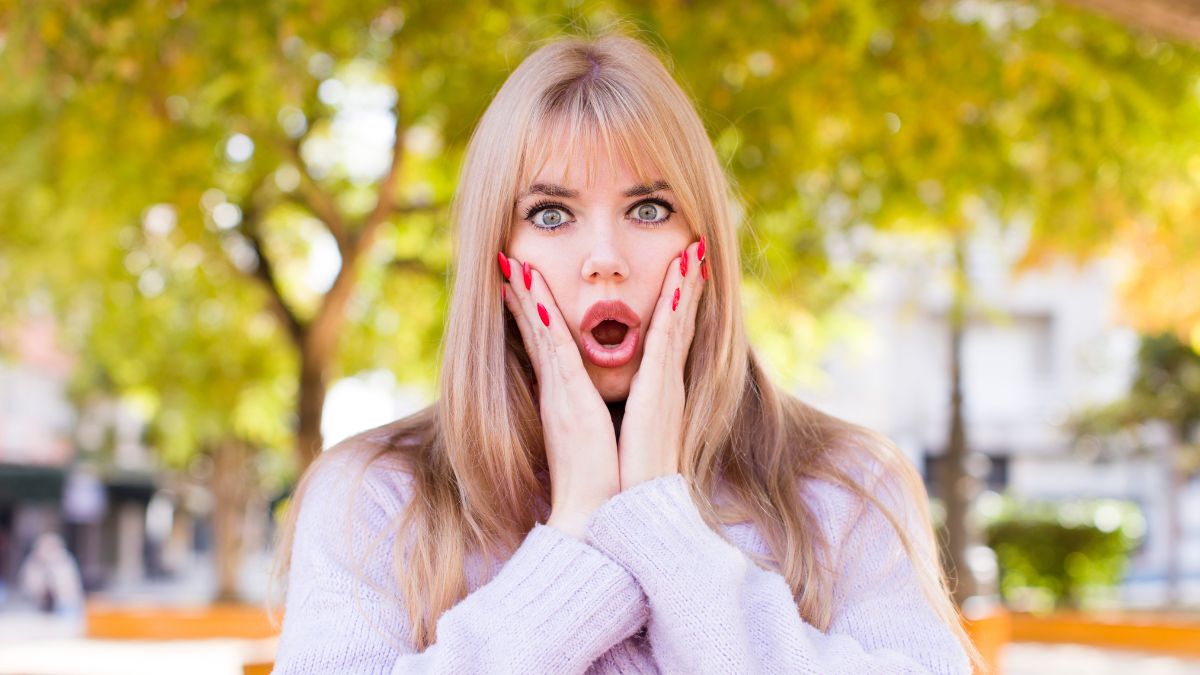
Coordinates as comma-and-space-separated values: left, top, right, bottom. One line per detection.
271, 434, 971, 673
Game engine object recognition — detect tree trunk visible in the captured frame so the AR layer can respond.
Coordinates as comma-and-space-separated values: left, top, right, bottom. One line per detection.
211, 438, 256, 603
1162, 428, 1184, 606
940, 234, 980, 607
296, 346, 329, 475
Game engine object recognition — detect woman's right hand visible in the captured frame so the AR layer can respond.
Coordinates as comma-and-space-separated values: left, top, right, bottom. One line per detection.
499, 252, 620, 539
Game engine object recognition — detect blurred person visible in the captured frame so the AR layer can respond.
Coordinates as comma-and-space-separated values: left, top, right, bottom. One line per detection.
16, 532, 84, 617
0, 524, 10, 605
269, 31, 980, 673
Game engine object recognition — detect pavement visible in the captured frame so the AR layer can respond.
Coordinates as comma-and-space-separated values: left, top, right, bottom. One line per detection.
1, 618, 1198, 675
1003, 643, 1200, 674
0, 550, 278, 675
0, 634, 276, 675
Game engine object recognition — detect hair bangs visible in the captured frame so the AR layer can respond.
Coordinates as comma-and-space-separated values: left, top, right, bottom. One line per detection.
518, 79, 666, 198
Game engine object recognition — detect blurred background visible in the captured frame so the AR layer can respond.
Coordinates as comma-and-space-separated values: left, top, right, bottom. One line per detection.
1, 1, 1199, 673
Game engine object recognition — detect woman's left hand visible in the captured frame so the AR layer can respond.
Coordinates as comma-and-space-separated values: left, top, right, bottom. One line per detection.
617, 237, 708, 490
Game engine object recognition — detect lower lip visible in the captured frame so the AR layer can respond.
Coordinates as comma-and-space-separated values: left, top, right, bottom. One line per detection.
581, 325, 640, 368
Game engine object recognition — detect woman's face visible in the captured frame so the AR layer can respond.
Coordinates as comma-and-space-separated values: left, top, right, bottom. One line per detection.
508, 142, 693, 402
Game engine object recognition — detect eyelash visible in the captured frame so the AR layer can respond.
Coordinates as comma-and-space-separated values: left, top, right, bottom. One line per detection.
522, 197, 676, 231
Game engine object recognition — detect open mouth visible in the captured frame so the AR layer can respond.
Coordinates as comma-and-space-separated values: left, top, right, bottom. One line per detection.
580, 299, 641, 368
590, 319, 630, 348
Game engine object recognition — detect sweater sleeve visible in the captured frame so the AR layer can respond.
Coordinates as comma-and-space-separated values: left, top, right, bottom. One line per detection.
583, 472, 971, 675
271, 445, 649, 674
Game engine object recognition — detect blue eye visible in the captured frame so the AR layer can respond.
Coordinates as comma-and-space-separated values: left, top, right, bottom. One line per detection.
523, 197, 676, 231
631, 199, 674, 225
525, 201, 570, 230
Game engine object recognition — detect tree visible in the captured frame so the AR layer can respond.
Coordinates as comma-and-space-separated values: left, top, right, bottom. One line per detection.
0, 1, 504, 477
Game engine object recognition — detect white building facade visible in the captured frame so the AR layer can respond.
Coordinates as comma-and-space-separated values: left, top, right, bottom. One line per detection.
795, 220, 1199, 606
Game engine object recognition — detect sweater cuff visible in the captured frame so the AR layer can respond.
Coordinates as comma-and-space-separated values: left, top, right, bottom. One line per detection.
584, 474, 745, 595
468, 521, 649, 656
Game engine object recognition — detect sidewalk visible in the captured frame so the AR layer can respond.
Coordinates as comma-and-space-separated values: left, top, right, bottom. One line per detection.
0, 610, 87, 643
0, 603, 277, 675
1004, 642, 1200, 674
0, 634, 275, 675
3, 633, 1200, 674
0, 551, 278, 675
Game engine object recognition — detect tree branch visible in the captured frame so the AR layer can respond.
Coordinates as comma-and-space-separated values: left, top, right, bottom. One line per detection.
388, 256, 440, 277
1057, 0, 1200, 45
351, 98, 408, 261
238, 176, 305, 347
395, 200, 448, 216
305, 100, 407, 365
276, 137, 353, 257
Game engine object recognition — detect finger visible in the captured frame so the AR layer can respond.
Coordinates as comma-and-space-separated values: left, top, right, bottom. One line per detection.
525, 265, 578, 356
644, 239, 706, 365
640, 247, 687, 363
500, 254, 545, 379
678, 238, 707, 347
502, 254, 579, 380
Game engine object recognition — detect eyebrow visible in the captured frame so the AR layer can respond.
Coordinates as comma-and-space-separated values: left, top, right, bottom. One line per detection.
518, 180, 671, 201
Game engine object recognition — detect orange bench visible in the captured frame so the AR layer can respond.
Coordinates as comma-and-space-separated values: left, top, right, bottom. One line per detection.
963, 608, 1011, 674
85, 602, 280, 640
84, 602, 1010, 674
86, 603, 279, 674
86, 603, 1200, 673
1010, 610, 1200, 658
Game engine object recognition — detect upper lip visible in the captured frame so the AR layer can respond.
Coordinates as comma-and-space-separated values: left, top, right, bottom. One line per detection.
581, 299, 641, 333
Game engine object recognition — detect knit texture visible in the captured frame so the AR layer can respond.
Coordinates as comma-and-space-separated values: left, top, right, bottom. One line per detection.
271, 442, 970, 674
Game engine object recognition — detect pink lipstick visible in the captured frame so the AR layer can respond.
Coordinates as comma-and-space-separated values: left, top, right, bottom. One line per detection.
580, 299, 641, 368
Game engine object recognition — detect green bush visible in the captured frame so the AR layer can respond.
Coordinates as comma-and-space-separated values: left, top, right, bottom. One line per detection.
980, 496, 1144, 611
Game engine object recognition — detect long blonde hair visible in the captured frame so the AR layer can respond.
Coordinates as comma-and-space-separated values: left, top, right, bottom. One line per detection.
269, 29, 984, 671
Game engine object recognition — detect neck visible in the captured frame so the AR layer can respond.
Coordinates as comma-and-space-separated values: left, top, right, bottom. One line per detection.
606, 398, 626, 437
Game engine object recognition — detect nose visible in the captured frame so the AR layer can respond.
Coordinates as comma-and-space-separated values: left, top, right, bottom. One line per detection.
580, 223, 629, 283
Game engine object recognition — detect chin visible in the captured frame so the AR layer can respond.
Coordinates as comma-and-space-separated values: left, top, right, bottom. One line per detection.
588, 365, 635, 402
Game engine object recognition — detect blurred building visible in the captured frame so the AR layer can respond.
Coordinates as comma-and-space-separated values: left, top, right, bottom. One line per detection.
0, 316, 208, 605
799, 219, 1199, 605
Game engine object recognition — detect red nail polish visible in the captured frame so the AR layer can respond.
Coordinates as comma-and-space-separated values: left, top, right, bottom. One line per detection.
698, 236, 706, 262
672, 287, 680, 311
537, 302, 550, 326
497, 252, 511, 280
523, 261, 532, 291
700, 260, 709, 281
680, 249, 688, 277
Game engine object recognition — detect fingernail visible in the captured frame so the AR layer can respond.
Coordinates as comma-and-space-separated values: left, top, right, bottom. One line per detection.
680, 249, 688, 277
701, 260, 709, 281
497, 252, 511, 280
523, 261, 532, 291
537, 302, 550, 327
672, 287, 680, 312
698, 235, 706, 262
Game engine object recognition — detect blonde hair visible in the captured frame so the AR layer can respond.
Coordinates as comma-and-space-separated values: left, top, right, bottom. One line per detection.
268, 29, 985, 672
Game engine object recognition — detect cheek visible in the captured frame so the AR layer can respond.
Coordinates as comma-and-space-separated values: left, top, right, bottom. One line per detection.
636, 239, 690, 287
508, 240, 582, 312
508, 236, 565, 282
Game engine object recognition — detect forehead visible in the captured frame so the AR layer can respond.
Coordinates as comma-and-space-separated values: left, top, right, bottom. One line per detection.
519, 117, 662, 197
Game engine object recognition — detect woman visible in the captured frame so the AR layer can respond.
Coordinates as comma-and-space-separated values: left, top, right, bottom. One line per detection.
269, 30, 982, 674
